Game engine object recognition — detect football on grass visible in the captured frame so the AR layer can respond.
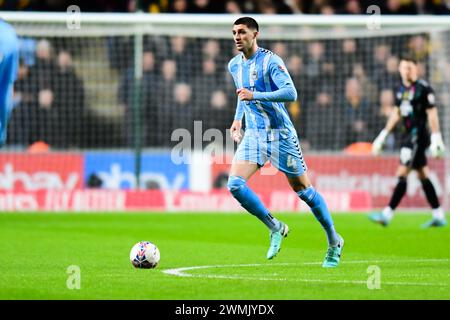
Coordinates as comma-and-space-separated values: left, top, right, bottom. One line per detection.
130, 241, 160, 269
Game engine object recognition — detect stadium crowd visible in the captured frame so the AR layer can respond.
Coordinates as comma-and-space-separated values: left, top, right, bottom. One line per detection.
2, 0, 450, 15
3, 1, 450, 151
7, 30, 449, 152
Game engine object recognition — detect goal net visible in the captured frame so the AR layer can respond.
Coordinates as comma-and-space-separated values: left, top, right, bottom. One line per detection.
1, 13, 449, 212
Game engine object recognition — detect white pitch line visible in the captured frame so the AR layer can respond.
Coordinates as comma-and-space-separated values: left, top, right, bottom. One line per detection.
162, 259, 450, 287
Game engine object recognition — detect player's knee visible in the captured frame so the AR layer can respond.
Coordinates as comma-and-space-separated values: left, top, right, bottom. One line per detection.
227, 175, 246, 197
420, 177, 432, 187
397, 176, 407, 185
297, 186, 319, 207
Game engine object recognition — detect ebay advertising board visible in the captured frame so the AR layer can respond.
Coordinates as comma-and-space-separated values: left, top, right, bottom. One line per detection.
0, 152, 448, 212
83, 152, 189, 190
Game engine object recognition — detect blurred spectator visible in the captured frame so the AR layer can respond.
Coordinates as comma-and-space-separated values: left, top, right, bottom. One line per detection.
305, 91, 340, 150
208, 90, 233, 134
335, 39, 361, 79
407, 35, 429, 63
202, 39, 221, 61
274, 0, 296, 13
411, 0, 435, 14
304, 41, 337, 97
106, 36, 132, 71
156, 59, 178, 145
286, 54, 309, 127
309, 0, 332, 14
168, 36, 194, 81
304, 41, 325, 80
416, 61, 427, 78
170, 83, 194, 145
169, 0, 188, 13
373, 55, 400, 92
283, 0, 305, 13
384, 0, 415, 14
342, 78, 374, 146
370, 44, 391, 86
320, 5, 335, 14
202, 39, 225, 76
7, 60, 32, 146
54, 50, 86, 148
118, 50, 159, 146
225, 0, 242, 13
271, 42, 289, 61
24, 40, 60, 146
28, 39, 58, 89
384, 55, 401, 90
187, 0, 224, 13
257, 0, 278, 14
193, 59, 220, 116
29, 88, 58, 145
142, 0, 169, 13
339, 0, 362, 14
352, 62, 378, 104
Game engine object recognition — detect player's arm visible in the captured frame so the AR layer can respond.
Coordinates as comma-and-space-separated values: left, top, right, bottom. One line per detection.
230, 98, 244, 143
228, 59, 244, 143
372, 107, 401, 155
237, 55, 297, 103
427, 107, 446, 158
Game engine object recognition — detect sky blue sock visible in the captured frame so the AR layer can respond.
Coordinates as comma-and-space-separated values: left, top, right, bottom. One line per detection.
228, 176, 281, 232
297, 186, 339, 246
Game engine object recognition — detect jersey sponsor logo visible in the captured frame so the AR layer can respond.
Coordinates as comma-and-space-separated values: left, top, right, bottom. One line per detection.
400, 100, 413, 116
251, 69, 258, 80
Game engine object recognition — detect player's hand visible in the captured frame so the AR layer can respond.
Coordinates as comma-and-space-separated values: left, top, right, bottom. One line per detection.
372, 129, 388, 156
430, 132, 446, 158
236, 88, 253, 101
230, 120, 243, 143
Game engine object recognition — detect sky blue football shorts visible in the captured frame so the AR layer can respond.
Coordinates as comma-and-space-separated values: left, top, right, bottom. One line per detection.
233, 130, 307, 178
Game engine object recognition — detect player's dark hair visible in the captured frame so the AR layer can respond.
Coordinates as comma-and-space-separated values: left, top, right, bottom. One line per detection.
399, 55, 417, 65
234, 17, 259, 31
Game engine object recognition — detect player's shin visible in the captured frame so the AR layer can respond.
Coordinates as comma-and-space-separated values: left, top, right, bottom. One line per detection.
388, 176, 407, 210
421, 178, 440, 209
297, 186, 339, 246
227, 175, 281, 232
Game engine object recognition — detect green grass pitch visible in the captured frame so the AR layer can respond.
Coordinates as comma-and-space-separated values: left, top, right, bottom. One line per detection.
0, 212, 449, 300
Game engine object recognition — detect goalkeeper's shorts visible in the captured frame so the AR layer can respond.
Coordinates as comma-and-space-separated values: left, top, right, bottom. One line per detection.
233, 131, 307, 178
399, 142, 428, 169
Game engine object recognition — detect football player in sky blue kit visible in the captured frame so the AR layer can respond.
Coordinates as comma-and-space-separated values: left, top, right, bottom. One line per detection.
0, 19, 19, 147
227, 17, 344, 267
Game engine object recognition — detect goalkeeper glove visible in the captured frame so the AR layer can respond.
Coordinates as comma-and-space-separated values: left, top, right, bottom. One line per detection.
430, 132, 446, 158
372, 129, 388, 156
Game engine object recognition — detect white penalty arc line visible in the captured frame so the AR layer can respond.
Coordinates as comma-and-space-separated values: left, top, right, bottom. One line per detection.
162, 259, 450, 287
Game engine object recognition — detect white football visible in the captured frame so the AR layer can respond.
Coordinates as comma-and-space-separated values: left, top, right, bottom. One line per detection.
130, 241, 160, 269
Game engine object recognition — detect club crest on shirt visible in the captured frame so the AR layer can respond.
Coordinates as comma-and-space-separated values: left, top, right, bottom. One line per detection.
427, 93, 435, 105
